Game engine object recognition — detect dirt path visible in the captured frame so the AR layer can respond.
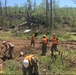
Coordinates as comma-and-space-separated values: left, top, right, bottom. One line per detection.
0, 38, 76, 62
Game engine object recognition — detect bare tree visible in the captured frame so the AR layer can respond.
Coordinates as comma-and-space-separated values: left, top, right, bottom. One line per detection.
46, 0, 49, 28
27, 0, 32, 22
5, 0, 7, 18
50, 0, 52, 33
34, 0, 36, 12
0, 0, 2, 15
0, 0, 3, 27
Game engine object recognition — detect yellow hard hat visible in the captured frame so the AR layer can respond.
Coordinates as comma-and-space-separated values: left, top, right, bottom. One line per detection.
32, 34, 34, 36
43, 35, 46, 37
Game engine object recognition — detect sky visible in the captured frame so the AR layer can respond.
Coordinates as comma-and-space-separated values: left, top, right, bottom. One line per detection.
58, 0, 76, 7
1, 0, 76, 7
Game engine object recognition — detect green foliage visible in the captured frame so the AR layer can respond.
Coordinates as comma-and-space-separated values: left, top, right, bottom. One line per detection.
3, 60, 17, 74
3, 60, 22, 74
52, 22, 62, 29
38, 48, 76, 74
73, 22, 76, 27
2, 48, 76, 74
0, 0, 76, 30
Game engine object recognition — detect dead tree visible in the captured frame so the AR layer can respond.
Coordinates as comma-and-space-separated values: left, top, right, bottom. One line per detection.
27, 0, 32, 23
5, 0, 7, 18
46, 0, 49, 28
50, 0, 52, 33
34, 0, 36, 12
0, 0, 2, 15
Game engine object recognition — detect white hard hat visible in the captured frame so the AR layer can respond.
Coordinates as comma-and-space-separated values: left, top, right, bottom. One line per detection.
2, 41, 6, 44
23, 60, 29, 68
52, 33, 55, 36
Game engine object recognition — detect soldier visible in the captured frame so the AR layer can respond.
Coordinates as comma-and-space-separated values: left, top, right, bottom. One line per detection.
1, 41, 14, 60
50, 33, 60, 56
41, 35, 48, 55
22, 54, 39, 75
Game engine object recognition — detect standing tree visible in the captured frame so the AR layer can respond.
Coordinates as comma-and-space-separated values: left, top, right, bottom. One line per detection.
46, 0, 49, 28
27, 0, 32, 23
71, 0, 76, 32
34, 0, 36, 12
0, 0, 3, 27
50, 0, 52, 33
5, 0, 7, 18
0, 0, 2, 15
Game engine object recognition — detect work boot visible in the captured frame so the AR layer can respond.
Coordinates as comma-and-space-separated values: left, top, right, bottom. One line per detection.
41, 53, 46, 56
54, 55, 57, 59
51, 54, 54, 58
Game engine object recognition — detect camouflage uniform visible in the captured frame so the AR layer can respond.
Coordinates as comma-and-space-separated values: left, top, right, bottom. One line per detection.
22, 55, 39, 75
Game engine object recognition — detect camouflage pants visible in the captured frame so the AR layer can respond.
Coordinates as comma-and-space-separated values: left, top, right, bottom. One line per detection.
42, 44, 47, 55
51, 44, 60, 55
9, 46, 14, 59
30, 41, 35, 47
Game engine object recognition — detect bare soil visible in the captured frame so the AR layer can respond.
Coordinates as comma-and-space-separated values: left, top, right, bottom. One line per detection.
0, 37, 76, 62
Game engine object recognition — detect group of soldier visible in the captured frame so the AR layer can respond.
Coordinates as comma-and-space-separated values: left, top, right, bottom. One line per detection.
30, 33, 60, 56
0, 33, 60, 75
23, 33, 60, 75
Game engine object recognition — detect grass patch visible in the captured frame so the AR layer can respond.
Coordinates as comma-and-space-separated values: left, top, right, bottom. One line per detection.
38, 48, 76, 75
3, 60, 22, 74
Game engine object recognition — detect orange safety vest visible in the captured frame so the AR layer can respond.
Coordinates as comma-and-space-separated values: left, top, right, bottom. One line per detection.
52, 37, 58, 44
42, 38, 48, 44
24, 55, 37, 66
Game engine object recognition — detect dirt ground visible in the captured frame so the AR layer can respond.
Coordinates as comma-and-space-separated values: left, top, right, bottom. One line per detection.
0, 37, 76, 62
0, 38, 44, 61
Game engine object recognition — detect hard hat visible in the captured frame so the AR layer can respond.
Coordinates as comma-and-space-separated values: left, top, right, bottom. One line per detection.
43, 35, 46, 37
2, 41, 6, 44
52, 33, 55, 36
23, 60, 29, 68
32, 34, 34, 36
